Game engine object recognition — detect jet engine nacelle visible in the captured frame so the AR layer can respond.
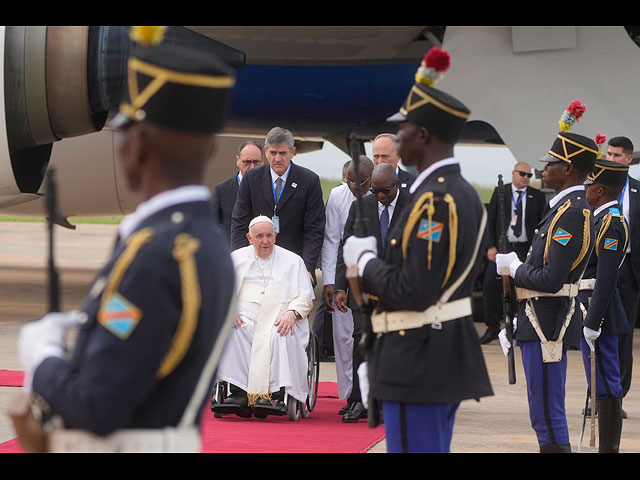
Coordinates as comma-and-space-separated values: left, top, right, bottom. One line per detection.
0, 25, 245, 215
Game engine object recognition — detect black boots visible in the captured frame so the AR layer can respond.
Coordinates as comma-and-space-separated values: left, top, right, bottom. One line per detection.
539, 444, 571, 453
598, 397, 623, 453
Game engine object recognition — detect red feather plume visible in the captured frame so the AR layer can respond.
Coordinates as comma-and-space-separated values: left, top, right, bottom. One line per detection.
424, 47, 451, 73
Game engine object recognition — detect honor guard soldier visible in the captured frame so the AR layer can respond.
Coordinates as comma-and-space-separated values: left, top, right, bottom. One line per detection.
497, 100, 597, 453
15, 26, 237, 452
581, 156, 630, 452
343, 47, 493, 453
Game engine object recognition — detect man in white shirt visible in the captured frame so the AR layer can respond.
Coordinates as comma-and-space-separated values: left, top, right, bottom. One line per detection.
320, 157, 373, 405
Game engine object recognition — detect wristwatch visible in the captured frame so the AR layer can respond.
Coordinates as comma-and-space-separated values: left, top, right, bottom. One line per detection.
289, 309, 302, 320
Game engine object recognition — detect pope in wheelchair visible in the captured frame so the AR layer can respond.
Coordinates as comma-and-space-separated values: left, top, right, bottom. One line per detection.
213, 215, 315, 419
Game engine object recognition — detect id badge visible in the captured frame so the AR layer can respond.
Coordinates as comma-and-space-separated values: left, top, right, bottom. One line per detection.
272, 215, 280, 233
510, 215, 518, 227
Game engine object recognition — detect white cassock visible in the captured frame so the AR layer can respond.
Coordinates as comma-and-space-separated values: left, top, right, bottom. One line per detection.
216, 245, 314, 404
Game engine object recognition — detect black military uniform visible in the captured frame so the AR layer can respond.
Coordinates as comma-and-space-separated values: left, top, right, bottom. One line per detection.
501, 130, 597, 452
25, 30, 237, 452
344, 49, 493, 453
580, 158, 630, 452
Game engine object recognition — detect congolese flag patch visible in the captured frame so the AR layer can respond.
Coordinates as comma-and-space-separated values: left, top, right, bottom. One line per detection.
98, 293, 142, 339
417, 219, 444, 242
604, 238, 618, 251
552, 227, 572, 246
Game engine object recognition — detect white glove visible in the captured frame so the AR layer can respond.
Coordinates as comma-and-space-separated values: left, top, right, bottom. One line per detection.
498, 317, 518, 356
495, 252, 523, 277
18, 310, 86, 391
357, 362, 369, 409
583, 326, 601, 352
343, 236, 377, 268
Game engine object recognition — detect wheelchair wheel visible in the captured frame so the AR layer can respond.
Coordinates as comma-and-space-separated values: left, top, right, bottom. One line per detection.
287, 395, 300, 421
306, 332, 320, 413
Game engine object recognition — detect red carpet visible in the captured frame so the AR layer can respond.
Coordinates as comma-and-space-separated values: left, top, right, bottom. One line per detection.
0, 380, 385, 453
0, 370, 24, 387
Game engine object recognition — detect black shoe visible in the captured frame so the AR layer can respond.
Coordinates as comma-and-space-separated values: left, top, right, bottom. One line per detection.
342, 402, 367, 423
479, 327, 499, 345
338, 401, 354, 415
214, 394, 252, 418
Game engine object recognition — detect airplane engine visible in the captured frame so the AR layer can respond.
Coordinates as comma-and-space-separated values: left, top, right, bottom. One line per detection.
0, 25, 244, 215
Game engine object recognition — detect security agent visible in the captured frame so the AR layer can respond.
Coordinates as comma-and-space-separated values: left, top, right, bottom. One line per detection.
16, 30, 236, 452
497, 128, 597, 453
480, 161, 547, 344
342, 48, 493, 453
211, 140, 264, 244
580, 158, 630, 453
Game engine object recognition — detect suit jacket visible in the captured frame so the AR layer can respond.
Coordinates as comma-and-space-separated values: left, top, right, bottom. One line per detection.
578, 203, 630, 335
486, 183, 547, 250
334, 190, 409, 299
211, 174, 240, 244
624, 175, 640, 287
397, 167, 417, 191
514, 187, 595, 347
361, 161, 493, 404
230, 162, 325, 276
33, 200, 235, 435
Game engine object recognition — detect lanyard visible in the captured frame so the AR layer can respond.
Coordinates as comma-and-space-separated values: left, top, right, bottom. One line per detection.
512, 189, 525, 212
619, 181, 627, 203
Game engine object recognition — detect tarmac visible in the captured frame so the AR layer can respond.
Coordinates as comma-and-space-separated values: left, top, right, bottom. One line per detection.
2, 221, 640, 453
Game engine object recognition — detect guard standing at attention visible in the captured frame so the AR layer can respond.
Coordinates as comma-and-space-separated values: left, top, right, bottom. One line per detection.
497, 100, 597, 453
14, 26, 237, 452
343, 47, 493, 453
581, 156, 630, 453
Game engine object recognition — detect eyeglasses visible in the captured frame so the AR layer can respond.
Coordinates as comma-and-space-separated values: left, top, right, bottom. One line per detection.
241, 160, 263, 166
370, 182, 396, 195
346, 176, 370, 187
514, 170, 533, 178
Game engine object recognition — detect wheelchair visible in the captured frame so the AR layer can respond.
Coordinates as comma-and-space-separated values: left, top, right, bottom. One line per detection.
211, 331, 320, 421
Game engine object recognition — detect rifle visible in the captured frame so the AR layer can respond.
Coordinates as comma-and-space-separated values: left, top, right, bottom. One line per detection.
344, 133, 380, 428
8, 167, 63, 453
497, 174, 517, 385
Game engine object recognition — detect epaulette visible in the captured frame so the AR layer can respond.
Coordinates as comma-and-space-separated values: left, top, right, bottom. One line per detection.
402, 182, 457, 287
543, 198, 591, 271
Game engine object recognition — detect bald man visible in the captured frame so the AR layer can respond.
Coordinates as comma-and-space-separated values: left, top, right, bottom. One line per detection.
334, 162, 410, 422
480, 161, 547, 344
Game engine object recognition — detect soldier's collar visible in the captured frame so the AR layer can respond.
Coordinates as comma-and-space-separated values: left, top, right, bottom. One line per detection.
548, 184, 585, 209
592, 199, 619, 218
409, 157, 458, 194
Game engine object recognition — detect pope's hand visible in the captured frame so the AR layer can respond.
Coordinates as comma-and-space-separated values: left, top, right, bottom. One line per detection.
343, 236, 377, 268
495, 251, 522, 277
275, 310, 297, 336
18, 310, 86, 391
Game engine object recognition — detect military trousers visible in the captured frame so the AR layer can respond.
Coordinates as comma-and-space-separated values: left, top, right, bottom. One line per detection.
580, 335, 623, 400
382, 401, 460, 453
520, 340, 570, 447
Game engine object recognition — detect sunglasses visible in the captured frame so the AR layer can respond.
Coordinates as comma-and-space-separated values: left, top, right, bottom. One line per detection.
370, 182, 397, 195
515, 170, 533, 178
347, 176, 370, 187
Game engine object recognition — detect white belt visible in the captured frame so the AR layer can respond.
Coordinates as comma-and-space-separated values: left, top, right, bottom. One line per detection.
516, 283, 579, 300
579, 278, 596, 290
371, 297, 472, 333
48, 426, 200, 453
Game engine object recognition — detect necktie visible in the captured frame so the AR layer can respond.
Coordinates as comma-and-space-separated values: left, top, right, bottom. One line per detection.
275, 177, 283, 203
513, 190, 523, 237
380, 205, 390, 244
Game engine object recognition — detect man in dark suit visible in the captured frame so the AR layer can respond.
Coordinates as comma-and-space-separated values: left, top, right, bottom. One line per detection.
211, 140, 264, 245
371, 133, 417, 191
479, 161, 547, 344
606, 136, 640, 412
334, 162, 409, 422
231, 127, 325, 285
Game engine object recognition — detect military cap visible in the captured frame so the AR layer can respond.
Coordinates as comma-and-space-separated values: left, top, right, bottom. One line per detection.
585, 158, 629, 187
109, 27, 235, 133
539, 100, 598, 172
387, 47, 470, 144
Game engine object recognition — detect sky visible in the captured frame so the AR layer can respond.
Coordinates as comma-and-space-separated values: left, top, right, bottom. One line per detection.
294, 141, 640, 188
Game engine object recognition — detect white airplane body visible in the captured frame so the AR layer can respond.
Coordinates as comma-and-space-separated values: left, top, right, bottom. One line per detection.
0, 26, 638, 218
